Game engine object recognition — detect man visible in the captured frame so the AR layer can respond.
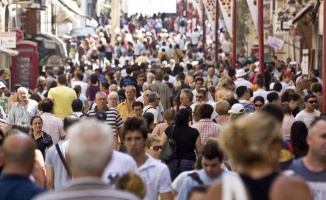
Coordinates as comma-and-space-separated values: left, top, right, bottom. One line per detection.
281, 71, 294, 92
119, 51, 129, 66
117, 85, 136, 121
311, 83, 323, 111
114, 71, 122, 87
0, 133, 45, 200
296, 76, 309, 111
35, 119, 139, 200
7, 87, 38, 125
120, 67, 138, 91
236, 86, 254, 113
191, 104, 222, 145
290, 117, 326, 200
108, 92, 120, 109
253, 76, 270, 101
192, 77, 214, 103
191, 28, 200, 47
177, 72, 191, 89
45, 115, 80, 190
88, 92, 123, 139
191, 89, 217, 119
0, 68, 8, 86
150, 71, 172, 111
206, 67, 219, 88
267, 92, 281, 105
177, 140, 225, 200
146, 73, 155, 85
143, 92, 160, 125
48, 75, 77, 120
295, 94, 321, 128
311, 69, 322, 84
0, 81, 7, 97
109, 84, 118, 93
234, 69, 252, 89
133, 101, 144, 117
40, 98, 65, 144
71, 73, 88, 97
122, 117, 173, 200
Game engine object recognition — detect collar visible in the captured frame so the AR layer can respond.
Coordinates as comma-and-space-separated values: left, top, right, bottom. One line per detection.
138, 154, 157, 171
198, 119, 213, 122
239, 99, 249, 103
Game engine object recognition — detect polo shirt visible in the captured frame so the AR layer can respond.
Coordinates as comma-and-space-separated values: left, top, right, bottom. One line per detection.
117, 101, 134, 121
0, 174, 45, 200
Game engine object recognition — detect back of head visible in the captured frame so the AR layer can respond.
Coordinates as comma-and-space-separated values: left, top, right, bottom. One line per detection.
155, 71, 163, 81
202, 140, 224, 162
236, 86, 247, 98
221, 113, 282, 168
2, 133, 36, 174
198, 104, 213, 119
148, 92, 159, 103
267, 92, 279, 103
176, 108, 190, 126
71, 99, 83, 112
41, 98, 54, 113
63, 114, 80, 131
57, 75, 67, 85
116, 172, 146, 199
67, 118, 113, 175
261, 104, 284, 123
273, 82, 282, 92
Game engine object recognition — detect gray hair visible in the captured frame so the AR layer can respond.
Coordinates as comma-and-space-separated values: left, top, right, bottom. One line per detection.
181, 89, 193, 101
109, 84, 117, 92
108, 91, 119, 100
95, 92, 108, 100
148, 92, 159, 103
147, 73, 155, 78
17, 87, 28, 94
67, 118, 114, 174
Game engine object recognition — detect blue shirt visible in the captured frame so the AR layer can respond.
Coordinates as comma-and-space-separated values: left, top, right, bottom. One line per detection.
0, 174, 45, 200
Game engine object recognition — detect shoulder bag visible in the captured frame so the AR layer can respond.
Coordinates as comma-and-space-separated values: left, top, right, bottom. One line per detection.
159, 125, 177, 162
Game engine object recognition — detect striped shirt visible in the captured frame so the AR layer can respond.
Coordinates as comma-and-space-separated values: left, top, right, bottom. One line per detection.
87, 106, 123, 135
7, 99, 38, 125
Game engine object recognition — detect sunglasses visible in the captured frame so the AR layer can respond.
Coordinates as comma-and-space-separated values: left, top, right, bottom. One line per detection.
307, 100, 317, 104
254, 104, 263, 108
150, 145, 163, 151
196, 96, 203, 99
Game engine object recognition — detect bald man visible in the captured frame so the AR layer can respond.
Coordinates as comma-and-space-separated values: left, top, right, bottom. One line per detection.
0, 134, 45, 200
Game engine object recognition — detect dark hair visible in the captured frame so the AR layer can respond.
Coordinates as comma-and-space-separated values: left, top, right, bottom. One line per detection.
143, 112, 154, 127
311, 83, 322, 93
202, 140, 224, 162
57, 75, 67, 85
101, 81, 109, 90
76, 73, 83, 81
194, 77, 204, 84
290, 121, 308, 158
90, 74, 98, 84
236, 86, 247, 98
187, 186, 207, 200
72, 99, 83, 112
255, 74, 264, 88
282, 92, 300, 103
304, 94, 317, 102
30, 116, 43, 126
126, 67, 132, 75
273, 82, 282, 92
312, 69, 319, 77
122, 117, 148, 141
41, 98, 54, 112
63, 114, 80, 131
30, 93, 42, 103
132, 101, 144, 109
281, 104, 292, 115
261, 104, 284, 123
267, 92, 279, 103
73, 85, 81, 95
178, 72, 185, 81
198, 104, 213, 119
155, 71, 163, 81
175, 108, 190, 126
14, 83, 23, 92
253, 96, 265, 104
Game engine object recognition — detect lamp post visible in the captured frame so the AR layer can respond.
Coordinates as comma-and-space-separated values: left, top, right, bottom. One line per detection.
232, 0, 236, 69
323, 0, 326, 112
215, 1, 219, 63
258, 0, 264, 74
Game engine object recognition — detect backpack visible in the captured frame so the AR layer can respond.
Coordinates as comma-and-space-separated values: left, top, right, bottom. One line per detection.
161, 53, 167, 62
120, 76, 137, 89
180, 19, 186, 27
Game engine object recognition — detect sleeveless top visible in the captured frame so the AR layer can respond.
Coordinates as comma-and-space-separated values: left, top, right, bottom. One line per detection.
240, 172, 279, 200
89, 84, 100, 101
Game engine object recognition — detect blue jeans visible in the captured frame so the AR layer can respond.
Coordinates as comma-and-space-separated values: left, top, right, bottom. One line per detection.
167, 159, 195, 181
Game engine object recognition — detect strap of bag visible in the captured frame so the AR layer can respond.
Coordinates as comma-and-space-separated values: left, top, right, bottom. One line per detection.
167, 125, 175, 138
188, 172, 204, 185
144, 106, 155, 113
56, 143, 71, 178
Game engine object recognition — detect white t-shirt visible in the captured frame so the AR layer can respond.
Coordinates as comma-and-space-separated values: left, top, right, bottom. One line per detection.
71, 80, 88, 97
295, 109, 321, 128
191, 31, 200, 45
139, 154, 172, 200
143, 105, 159, 124
234, 78, 252, 89
172, 170, 196, 193
101, 151, 138, 186
253, 89, 270, 101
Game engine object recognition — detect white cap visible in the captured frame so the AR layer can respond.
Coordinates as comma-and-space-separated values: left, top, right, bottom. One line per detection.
228, 103, 245, 114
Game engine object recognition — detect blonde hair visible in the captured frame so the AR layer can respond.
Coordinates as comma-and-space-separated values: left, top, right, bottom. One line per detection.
215, 100, 230, 115
193, 103, 203, 123
145, 133, 161, 148
116, 172, 146, 199
220, 113, 282, 168
163, 108, 176, 126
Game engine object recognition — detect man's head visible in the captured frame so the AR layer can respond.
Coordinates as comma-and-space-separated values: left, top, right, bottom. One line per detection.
1, 133, 36, 175
194, 77, 204, 91
307, 118, 326, 161
132, 101, 144, 117
198, 104, 213, 120
109, 84, 118, 93
155, 71, 164, 81
66, 119, 114, 177
75, 73, 83, 81
63, 114, 80, 132
95, 92, 108, 111
71, 99, 83, 112
304, 94, 317, 112
311, 83, 322, 96
143, 90, 151, 105
137, 74, 145, 86
108, 92, 119, 108
236, 86, 250, 100
201, 140, 224, 178
207, 67, 215, 77
146, 73, 155, 83
283, 71, 293, 83
148, 92, 160, 107
57, 75, 67, 85
311, 69, 320, 78
180, 89, 193, 107
122, 117, 148, 157
17, 87, 29, 103
267, 92, 281, 105
296, 76, 308, 90
125, 85, 136, 100
195, 89, 207, 103
40, 98, 54, 113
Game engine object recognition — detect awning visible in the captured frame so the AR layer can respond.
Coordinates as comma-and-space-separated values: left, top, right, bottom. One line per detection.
58, 0, 87, 18
55, 0, 79, 25
0, 47, 19, 56
292, 2, 314, 24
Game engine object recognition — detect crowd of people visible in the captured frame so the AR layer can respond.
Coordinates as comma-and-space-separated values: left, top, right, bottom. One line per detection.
0, 13, 325, 200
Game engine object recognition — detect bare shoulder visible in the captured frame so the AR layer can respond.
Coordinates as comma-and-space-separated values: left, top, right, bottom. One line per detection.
270, 175, 313, 200
206, 182, 222, 200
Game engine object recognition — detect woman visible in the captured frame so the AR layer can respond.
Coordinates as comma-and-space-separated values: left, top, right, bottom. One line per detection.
152, 108, 176, 136
253, 96, 265, 112
281, 104, 296, 139
281, 91, 300, 116
214, 100, 230, 125
145, 133, 162, 159
206, 113, 312, 200
290, 121, 309, 158
215, 79, 235, 101
99, 81, 109, 95
30, 116, 53, 159
160, 108, 202, 181
107, 92, 119, 109
87, 74, 100, 104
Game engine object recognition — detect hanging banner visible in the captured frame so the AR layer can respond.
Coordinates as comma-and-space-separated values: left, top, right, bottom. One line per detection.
202, 0, 216, 39
266, 36, 284, 50
218, 0, 233, 38
246, 0, 258, 32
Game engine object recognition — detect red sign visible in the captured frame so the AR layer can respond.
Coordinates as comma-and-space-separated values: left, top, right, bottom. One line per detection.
12, 28, 24, 41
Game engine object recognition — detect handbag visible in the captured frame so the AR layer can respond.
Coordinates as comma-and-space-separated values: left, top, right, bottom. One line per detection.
159, 125, 177, 162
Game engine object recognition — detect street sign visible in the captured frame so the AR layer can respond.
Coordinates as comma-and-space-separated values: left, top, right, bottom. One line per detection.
0, 97, 9, 115
0, 32, 16, 48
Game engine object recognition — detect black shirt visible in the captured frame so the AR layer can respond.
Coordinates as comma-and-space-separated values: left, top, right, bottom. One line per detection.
164, 125, 199, 161
31, 131, 53, 159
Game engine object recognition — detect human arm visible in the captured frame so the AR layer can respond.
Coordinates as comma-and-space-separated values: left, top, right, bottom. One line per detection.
205, 183, 222, 200
195, 135, 202, 155
160, 131, 168, 147
45, 165, 54, 190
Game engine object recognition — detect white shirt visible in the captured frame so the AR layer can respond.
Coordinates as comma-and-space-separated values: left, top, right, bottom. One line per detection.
102, 151, 138, 186
192, 89, 214, 103
295, 109, 321, 128
234, 77, 252, 89
71, 80, 88, 97
139, 154, 172, 200
143, 105, 159, 124
191, 31, 200, 44
253, 89, 270, 101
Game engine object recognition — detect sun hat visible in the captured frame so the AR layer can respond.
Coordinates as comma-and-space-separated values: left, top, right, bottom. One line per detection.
235, 69, 248, 78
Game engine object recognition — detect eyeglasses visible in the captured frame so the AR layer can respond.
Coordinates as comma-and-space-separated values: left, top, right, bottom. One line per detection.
307, 100, 317, 104
150, 145, 163, 151
196, 96, 203, 99
254, 104, 263, 108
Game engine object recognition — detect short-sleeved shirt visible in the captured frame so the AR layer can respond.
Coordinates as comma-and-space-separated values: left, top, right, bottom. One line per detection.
164, 125, 199, 161
87, 106, 123, 135
117, 101, 134, 121
7, 99, 38, 125
31, 131, 53, 159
